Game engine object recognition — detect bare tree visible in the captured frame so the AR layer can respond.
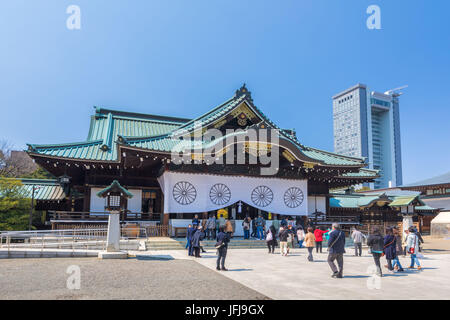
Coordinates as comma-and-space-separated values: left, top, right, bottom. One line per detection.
0, 140, 37, 177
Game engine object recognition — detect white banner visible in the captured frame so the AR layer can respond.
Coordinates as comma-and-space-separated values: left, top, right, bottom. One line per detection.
158, 171, 308, 215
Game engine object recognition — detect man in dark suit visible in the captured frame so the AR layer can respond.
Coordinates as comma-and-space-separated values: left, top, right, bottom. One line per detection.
327, 223, 346, 278
216, 226, 231, 271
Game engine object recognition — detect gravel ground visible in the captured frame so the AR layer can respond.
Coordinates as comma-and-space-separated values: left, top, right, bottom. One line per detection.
0, 257, 268, 300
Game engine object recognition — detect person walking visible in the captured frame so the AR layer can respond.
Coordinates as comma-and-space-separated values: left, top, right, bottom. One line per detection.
287, 225, 295, 254
187, 224, 196, 256
206, 214, 216, 240
367, 227, 384, 277
406, 227, 422, 270
297, 226, 305, 248
392, 227, 405, 271
314, 227, 327, 253
413, 227, 424, 253
216, 226, 230, 271
185, 224, 193, 250
383, 228, 398, 273
256, 214, 265, 240
266, 225, 277, 254
351, 227, 366, 257
279, 226, 289, 256
327, 223, 346, 278
191, 225, 205, 258
242, 216, 251, 240
304, 227, 315, 261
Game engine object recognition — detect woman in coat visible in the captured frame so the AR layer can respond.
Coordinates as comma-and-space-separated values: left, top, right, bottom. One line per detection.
392, 227, 405, 271
304, 227, 316, 261
266, 225, 277, 254
405, 227, 422, 270
367, 227, 384, 276
191, 226, 205, 258
383, 228, 397, 272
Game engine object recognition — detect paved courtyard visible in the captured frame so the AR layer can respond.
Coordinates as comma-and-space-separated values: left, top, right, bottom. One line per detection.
137, 246, 450, 300
0, 257, 267, 300
2, 243, 450, 300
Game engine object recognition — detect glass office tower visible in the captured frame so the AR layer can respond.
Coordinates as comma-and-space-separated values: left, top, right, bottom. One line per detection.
333, 84, 403, 189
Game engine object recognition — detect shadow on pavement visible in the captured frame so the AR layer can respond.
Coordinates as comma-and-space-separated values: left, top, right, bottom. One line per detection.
135, 255, 174, 261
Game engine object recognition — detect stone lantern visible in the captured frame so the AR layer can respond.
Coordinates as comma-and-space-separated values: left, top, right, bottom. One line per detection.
96, 180, 133, 259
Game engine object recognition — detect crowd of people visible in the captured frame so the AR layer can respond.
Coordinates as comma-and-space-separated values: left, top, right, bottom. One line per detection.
184, 213, 425, 278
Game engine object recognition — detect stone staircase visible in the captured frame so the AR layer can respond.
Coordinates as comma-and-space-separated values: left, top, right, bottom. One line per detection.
144, 237, 361, 251
145, 237, 269, 251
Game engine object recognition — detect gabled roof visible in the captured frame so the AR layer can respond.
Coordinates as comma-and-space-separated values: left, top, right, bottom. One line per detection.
26, 85, 376, 174
14, 179, 66, 201
96, 180, 133, 198
402, 171, 450, 187
330, 191, 434, 211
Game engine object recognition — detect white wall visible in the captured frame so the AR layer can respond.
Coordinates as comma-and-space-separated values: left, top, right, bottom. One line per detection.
307, 196, 326, 214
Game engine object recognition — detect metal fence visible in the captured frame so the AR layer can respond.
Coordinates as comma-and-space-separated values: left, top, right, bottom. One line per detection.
0, 226, 149, 251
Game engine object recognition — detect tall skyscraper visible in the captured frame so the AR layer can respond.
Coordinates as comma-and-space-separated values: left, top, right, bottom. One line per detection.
332, 83, 403, 189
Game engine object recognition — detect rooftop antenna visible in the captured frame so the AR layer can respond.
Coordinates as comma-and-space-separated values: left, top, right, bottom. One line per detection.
385, 85, 408, 97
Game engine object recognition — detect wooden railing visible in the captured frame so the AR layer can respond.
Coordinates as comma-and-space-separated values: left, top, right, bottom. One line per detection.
311, 215, 360, 224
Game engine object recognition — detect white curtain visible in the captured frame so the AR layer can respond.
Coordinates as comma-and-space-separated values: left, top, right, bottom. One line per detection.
158, 171, 308, 215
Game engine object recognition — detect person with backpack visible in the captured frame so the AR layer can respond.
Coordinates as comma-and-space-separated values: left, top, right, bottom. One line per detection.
392, 227, 405, 271
216, 226, 230, 271
327, 223, 346, 278
406, 227, 422, 270
367, 227, 384, 277
304, 227, 315, 261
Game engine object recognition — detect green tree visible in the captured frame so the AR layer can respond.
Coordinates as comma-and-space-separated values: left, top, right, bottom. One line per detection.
0, 178, 32, 230
20, 166, 55, 179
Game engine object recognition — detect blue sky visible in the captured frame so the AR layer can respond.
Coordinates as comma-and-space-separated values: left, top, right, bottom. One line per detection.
0, 0, 449, 184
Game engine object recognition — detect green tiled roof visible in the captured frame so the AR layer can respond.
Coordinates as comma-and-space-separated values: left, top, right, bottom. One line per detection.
17, 179, 66, 201
96, 180, 133, 198
330, 192, 435, 210
415, 205, 437, 212
26, 86, 373, 173
302, 148, 365, 166
330, 195, 387, 208
339, 168, 379, 178
388, 196, 418, 207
